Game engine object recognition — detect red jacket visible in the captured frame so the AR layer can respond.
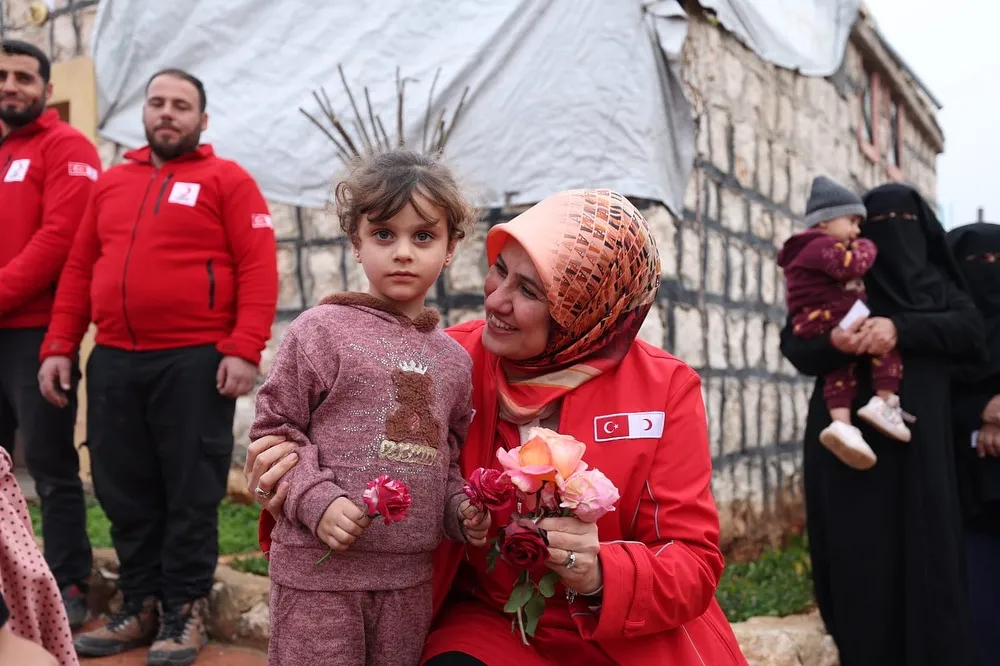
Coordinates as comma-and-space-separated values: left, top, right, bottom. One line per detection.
42, 145, 278, 364
0, 109, 101, 329
259, 320, 746, 665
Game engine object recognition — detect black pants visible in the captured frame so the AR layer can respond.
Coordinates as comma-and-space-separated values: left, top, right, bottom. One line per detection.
0, 327, 91, 589
423, 654, 486, 665
86, 344, 234, 606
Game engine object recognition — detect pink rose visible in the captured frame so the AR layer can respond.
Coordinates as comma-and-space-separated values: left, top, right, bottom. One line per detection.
463, 468, 517, 513
499, 517, 550, 572
496, 428, 587, 493
559, 468, 620, 523
363, 475, 412, 525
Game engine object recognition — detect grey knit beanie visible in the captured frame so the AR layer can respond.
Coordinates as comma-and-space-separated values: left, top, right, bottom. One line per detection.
804, 176, 867, 227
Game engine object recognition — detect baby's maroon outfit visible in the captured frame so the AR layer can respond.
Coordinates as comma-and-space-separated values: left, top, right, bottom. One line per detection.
778, 229, 902, 410
249, 293, 473, 666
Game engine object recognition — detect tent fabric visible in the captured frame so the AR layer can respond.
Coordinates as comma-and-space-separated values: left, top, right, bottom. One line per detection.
699, 0, 861, 76
90, 0, 696, 214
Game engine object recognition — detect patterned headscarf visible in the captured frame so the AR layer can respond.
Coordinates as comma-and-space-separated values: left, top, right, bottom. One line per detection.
485, 189, 661, 424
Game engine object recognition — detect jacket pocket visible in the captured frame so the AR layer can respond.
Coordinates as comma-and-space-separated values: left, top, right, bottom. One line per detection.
206, 259, 216, 310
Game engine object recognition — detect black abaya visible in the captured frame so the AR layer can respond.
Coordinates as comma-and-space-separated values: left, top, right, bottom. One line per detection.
780, 184, 986, 666
948, 222, 1000, 666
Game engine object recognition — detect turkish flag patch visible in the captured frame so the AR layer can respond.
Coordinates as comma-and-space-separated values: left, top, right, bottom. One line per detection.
251, 213, 273, 229
67, 162, 99, 181
594, 411, 666, 442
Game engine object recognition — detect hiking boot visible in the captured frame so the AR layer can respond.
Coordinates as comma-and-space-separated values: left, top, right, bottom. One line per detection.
73, 596, 159, 657
146, 598, 209, 666
819, 420, 877, 470
858, 394, 914, 442
61, 583, 89, 630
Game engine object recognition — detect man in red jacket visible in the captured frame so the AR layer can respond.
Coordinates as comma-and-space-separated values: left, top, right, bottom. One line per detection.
38, 68, 278, 666
0, 39, 100, 629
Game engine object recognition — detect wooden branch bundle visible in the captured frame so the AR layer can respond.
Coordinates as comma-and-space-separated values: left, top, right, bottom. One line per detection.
299, 64, 470, 164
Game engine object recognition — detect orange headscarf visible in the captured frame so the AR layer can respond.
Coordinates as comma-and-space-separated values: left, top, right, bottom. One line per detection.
486, 189, 661, 424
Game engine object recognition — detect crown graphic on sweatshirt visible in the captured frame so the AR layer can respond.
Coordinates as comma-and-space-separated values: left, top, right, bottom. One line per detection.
398, 360, 428, 375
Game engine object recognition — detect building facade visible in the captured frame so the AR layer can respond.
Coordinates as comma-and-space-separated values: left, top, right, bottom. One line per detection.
1, 0, 943, 555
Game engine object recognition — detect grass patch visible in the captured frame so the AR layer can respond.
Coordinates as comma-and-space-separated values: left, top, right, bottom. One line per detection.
230, 555, 269, 577
27, 498, 262, 556
716, 534, 815, 622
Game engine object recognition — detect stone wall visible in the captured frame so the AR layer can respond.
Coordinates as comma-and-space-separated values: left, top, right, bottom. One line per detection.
2, 1, 942, 556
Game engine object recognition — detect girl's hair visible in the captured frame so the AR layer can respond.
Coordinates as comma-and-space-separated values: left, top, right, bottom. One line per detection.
335, 150, 477, 243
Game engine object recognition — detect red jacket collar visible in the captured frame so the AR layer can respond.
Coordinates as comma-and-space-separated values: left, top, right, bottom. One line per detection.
123, 143, 215, 166
1, 108, 61, 140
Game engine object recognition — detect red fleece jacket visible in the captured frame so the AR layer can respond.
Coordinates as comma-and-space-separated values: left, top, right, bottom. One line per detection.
0, 109, 101, 329
41, 144, 278, 364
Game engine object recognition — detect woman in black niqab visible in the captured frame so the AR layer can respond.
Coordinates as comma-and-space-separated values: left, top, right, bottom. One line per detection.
948, 221, 1000, 666
780, 183, 986, 666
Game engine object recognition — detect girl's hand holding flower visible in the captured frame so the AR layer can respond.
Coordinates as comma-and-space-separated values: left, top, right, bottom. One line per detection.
460, 500, 492, 548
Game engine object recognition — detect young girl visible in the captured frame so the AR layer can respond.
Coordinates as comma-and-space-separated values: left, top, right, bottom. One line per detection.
779, 175, 912, 471
249, 150, 490, 666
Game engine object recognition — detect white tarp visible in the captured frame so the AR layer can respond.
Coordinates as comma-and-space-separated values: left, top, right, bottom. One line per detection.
700, 0, 860, 76
90, 0, 695, 214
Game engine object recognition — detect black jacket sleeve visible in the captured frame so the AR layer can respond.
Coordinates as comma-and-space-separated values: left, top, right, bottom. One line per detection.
779, 318, 854, 378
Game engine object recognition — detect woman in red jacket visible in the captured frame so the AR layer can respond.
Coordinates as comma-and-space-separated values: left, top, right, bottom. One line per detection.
247, 189, 746, 665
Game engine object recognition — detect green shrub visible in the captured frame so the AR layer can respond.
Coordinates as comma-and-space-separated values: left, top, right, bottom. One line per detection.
230, 555, 269, 577
715, 534, 815, 622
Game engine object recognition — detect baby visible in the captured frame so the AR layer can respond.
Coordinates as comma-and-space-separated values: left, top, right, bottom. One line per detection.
779, 175, 911, 470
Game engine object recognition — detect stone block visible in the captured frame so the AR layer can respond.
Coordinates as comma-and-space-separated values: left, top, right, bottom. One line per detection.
761, 256, 777, 305
684, 172, 701, 214
772, 147, 790, 205
733, 121, 757, 187
51, 14, 78, 61
305, 247, 343, 305
696, 110, 711, 159
268, 202, 301, 241
794, 384, 811, 441
745, 313, 765, 368
723, 49, 746, 102
727, 241, 745, 302
705, 378, 724, 458
680, 227, 702, 291
764, 321, 782, 373
97, 138, 120, 170
232, 392, 256, 465
719, 187, 746, 233
743, 71, 764, 119
304, 205, 345, 241
779, 383, 796, 443
760, 382, 779, 448
705, 231, 726, 296
259, 321, 291, 377
722, 377, 744, 456
757, 139, 773, 199
707, 305, 728, 370
744, 249, 760, 303
726, 311, 746, 369
645, 204, 678, 279
749, 203, 772, 241
709, 105, 730, 172
706, 178, 720, 221
732, 612, 840, 666
673, 305, 705, 368
776, 95, 796, 143
773, 214, 793, 250
449, 225, 488, 292
638, 305, 665, 349
275, 245, 303, 311
743, 380, 761, 450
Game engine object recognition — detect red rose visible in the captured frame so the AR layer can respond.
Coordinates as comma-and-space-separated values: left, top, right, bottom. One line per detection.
363, 475, 412, 525
463, 468, 517, 513
499, 517, 550, 572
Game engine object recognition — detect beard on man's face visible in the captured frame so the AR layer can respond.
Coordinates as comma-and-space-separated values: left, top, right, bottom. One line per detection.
144, 123, 202, 162
0, 95, 46, 128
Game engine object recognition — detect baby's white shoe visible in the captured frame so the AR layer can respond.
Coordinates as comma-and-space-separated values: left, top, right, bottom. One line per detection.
819, 420, 877, 470
857, 394, 913, 443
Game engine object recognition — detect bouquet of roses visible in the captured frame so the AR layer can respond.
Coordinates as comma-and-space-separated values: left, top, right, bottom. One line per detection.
463, 428, 620, 644
315, 474, 411, 565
